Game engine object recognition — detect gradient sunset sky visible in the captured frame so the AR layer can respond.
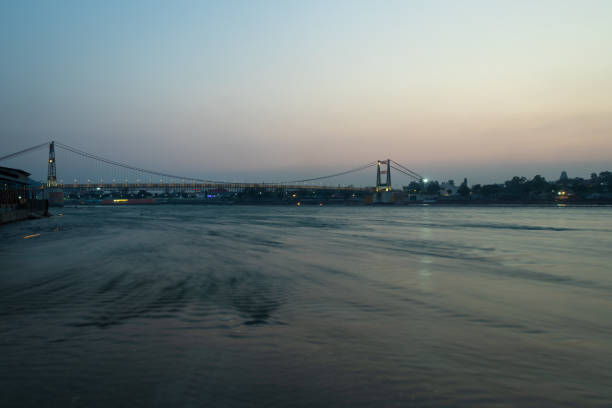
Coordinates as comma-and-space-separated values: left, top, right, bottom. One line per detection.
1, 0, 611, 184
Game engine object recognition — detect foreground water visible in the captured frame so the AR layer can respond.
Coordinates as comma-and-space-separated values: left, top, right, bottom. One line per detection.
1, 205, 611, 407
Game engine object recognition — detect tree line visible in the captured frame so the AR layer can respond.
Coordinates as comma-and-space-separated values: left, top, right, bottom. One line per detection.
405, 171, 612, 201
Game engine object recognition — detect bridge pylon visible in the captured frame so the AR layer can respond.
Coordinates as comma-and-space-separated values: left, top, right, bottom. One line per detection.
376, 159, 391, 192
47, 141, 57, 187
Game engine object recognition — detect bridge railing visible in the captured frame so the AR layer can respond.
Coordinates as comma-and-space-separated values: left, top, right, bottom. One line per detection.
55, 182, 374, 192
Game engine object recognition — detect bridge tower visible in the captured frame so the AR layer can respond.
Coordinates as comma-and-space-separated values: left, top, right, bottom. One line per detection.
376, 159, 391, 192
47, 141, 57, 187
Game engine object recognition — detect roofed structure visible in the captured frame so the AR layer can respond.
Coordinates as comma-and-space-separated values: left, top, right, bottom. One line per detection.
0, 166, 32, 188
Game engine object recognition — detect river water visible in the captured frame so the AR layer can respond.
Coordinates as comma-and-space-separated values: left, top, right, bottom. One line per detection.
1, 205, 611, 407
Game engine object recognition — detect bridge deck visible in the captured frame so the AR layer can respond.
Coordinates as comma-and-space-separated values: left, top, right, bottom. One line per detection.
48, 183, 373, 192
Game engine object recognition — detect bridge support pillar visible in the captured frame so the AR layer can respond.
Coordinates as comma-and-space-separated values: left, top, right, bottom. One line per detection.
47, 141, 57, 187
375, 159, 391, 192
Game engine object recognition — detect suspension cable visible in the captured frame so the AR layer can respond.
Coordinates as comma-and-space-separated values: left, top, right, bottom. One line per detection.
390, 160, 423, 180
390, 165, 423, 181
57, 142, 379, 185
0, 142, 49, 162
281, 162, 378, 184
54, 142, 223, 183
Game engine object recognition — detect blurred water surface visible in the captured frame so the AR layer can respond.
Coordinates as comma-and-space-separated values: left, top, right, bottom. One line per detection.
1, 205, 611, 407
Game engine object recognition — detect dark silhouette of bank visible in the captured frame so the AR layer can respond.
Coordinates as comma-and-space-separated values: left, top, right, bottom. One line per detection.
404, 171, 612, 204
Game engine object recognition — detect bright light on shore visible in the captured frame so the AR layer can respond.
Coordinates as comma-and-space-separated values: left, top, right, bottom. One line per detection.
423, 178, 429, 183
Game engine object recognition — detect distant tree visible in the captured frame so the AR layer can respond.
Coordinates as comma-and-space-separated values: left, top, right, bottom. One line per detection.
457, 178, 471, 197
570, 177, 588, 197
600, 171, 612, 192
425, 181, 440, 195
481, 184, 503, 199
407, 181, 421, 193
529, 175, 548, 190
525, 175, 552, 199
588, 173, 599, 192
504, 176, 528, 199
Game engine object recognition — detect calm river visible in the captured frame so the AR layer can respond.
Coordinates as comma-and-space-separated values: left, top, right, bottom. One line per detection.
1, 205, 611, 407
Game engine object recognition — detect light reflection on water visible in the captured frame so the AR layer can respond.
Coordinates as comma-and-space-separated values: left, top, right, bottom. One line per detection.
1, 205, 611, 407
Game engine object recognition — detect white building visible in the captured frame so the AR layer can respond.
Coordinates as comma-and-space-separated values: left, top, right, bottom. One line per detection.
439, 181, 458, 197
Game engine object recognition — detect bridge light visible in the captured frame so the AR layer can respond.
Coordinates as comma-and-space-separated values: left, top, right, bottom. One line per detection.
423, 178, 429, 183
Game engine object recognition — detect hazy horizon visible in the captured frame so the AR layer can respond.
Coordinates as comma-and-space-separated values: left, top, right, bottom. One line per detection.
2, 1, 611, 185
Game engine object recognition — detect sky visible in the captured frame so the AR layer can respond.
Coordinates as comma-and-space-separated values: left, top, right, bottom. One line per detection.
1, 0, 611, 185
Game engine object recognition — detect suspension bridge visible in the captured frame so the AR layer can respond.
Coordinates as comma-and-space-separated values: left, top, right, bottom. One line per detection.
1, 141, 424, 204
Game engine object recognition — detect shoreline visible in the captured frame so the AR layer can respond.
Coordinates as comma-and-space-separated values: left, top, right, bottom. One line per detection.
59, 200, 612, 208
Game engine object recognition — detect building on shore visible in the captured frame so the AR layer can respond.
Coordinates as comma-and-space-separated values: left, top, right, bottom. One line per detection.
0, 166, 32, 189
1, 166, 49, 224
439, 180, 458, 197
